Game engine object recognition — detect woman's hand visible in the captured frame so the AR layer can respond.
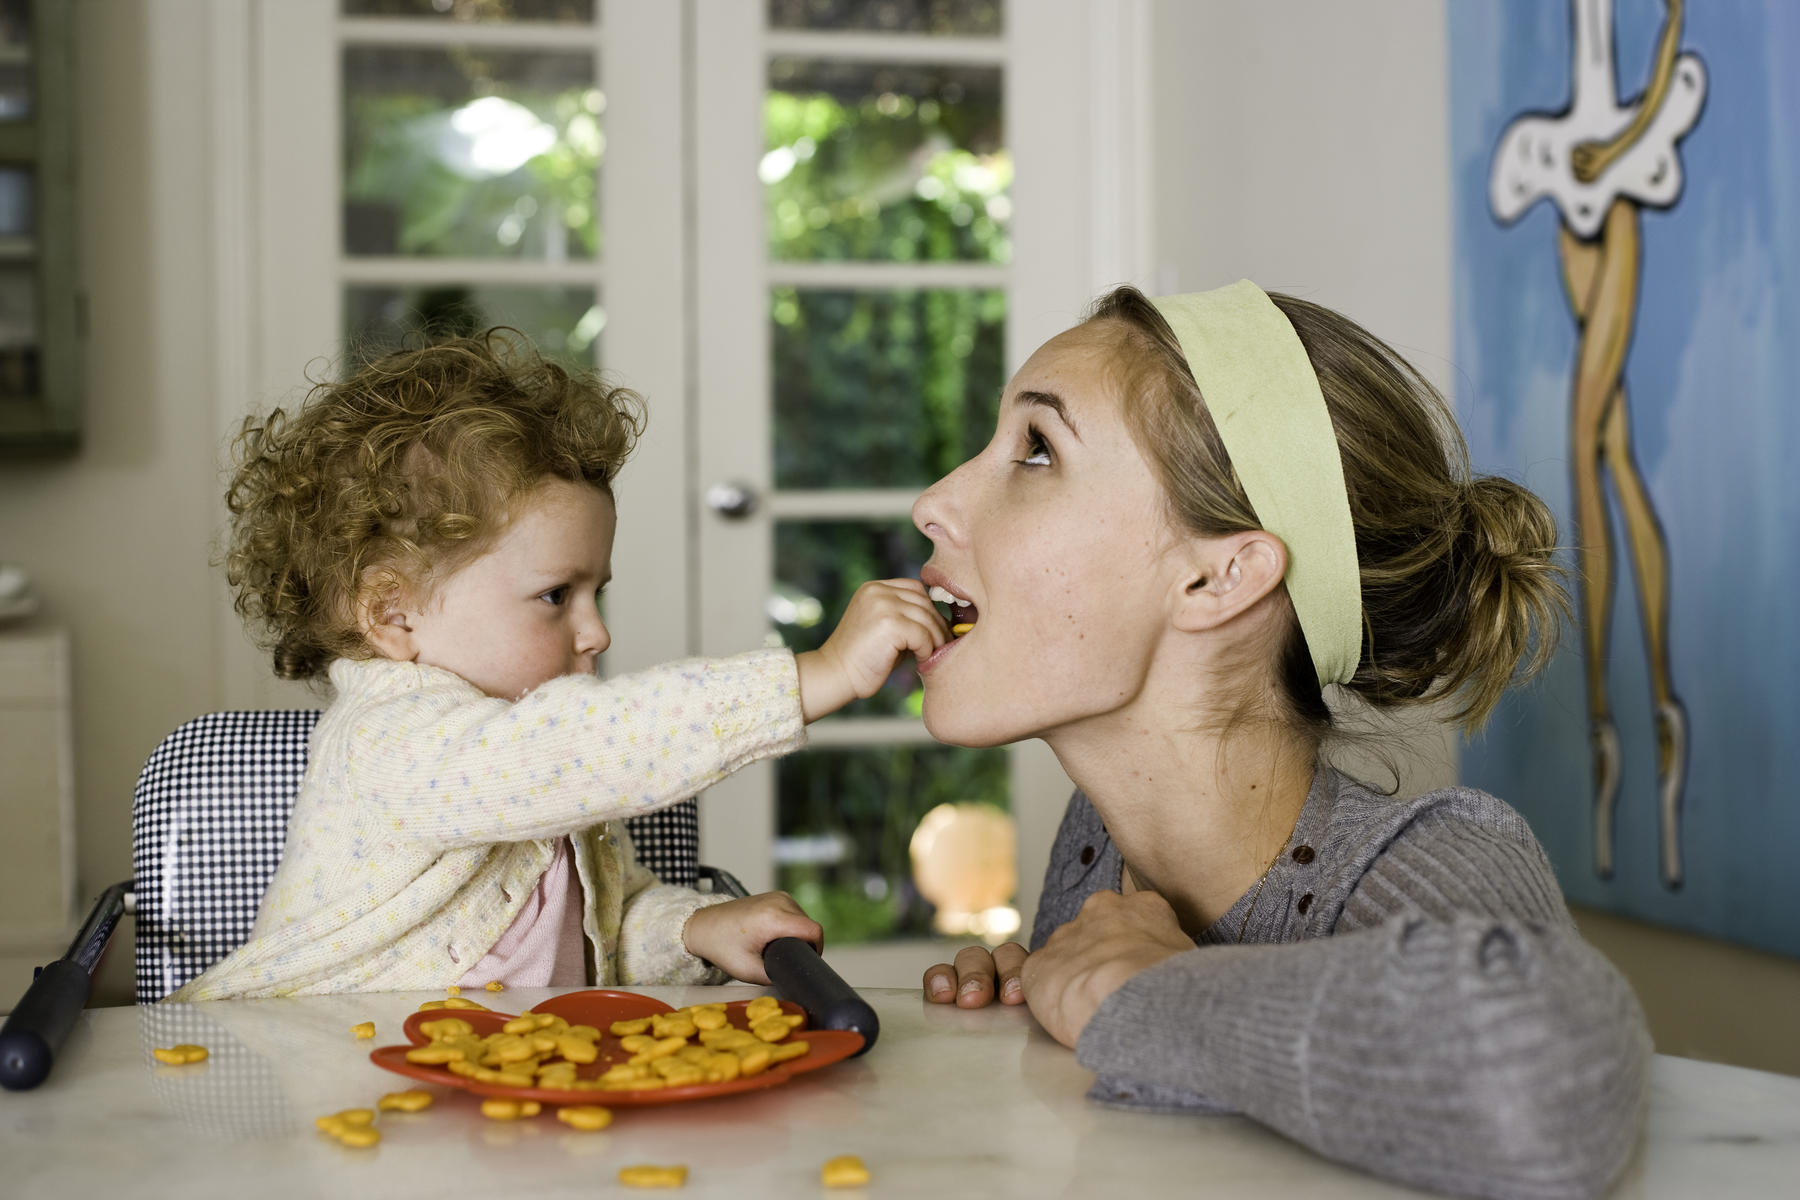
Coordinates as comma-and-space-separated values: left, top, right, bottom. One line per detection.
796, 579, 947, 722
681, 892, 823, 984
923, 942, 1030, 1007
1020, 890, 1194, 1048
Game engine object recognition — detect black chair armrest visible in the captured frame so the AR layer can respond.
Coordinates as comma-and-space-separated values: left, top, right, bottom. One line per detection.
1, 880, 133, 1091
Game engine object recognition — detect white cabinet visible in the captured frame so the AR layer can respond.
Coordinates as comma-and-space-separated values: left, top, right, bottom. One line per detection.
0, 624, 76, 1008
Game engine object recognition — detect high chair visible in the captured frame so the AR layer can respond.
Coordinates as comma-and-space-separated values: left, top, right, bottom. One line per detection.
0, 709, 725, 1089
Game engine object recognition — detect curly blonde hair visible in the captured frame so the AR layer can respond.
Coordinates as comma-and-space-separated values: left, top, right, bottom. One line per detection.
225, 330, 645, 681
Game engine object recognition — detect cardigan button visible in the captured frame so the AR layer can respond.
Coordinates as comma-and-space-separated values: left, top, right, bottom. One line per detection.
1291, 845, 1315, 864
1296, 893, 1314, 915
1080, 845, 1095, 865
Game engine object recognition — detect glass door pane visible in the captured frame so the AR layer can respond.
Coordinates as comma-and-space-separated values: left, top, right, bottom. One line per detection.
765, 57, 1008, 262
342, 45, 602, 260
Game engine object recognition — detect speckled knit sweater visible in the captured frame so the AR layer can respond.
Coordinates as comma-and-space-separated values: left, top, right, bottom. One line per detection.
1034, 765, 1651, 1200
171, 650, 805, 1000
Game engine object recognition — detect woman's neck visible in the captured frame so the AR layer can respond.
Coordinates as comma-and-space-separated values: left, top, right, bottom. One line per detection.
1048, 711, 1317, 937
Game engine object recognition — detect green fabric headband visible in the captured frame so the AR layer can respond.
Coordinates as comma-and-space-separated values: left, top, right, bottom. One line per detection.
1151, 280, 1363, 687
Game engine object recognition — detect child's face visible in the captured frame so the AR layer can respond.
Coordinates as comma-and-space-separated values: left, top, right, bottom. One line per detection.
393, 478, 617, 700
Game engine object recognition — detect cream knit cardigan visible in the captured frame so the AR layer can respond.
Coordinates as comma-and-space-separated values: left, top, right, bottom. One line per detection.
170, 649, 805, 1000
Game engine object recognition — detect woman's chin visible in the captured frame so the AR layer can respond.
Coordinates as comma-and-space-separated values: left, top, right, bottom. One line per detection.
921, 692, 1026, 749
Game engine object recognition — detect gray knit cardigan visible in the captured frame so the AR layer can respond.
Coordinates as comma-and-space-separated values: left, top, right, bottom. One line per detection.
1032, 766, 1651, 1200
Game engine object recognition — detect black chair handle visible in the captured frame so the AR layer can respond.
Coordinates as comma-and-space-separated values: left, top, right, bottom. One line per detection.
0, 880, 132, 1091
698, 867, 879, 1055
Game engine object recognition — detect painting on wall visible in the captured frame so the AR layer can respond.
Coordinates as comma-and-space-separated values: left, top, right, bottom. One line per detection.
1451, 0, 1799, 957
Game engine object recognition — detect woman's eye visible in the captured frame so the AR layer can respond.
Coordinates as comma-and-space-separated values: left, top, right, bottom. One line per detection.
539, 585, 570, 606
1018, 425, 1052, 467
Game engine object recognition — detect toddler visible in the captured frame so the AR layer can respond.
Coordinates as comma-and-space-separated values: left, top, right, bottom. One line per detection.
172, 332, 946, 999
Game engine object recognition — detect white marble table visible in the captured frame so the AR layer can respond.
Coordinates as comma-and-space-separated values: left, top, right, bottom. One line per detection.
4, 986, 1797, 1198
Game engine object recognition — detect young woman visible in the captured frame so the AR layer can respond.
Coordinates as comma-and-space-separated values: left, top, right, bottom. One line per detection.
916, 282, 1649, 1200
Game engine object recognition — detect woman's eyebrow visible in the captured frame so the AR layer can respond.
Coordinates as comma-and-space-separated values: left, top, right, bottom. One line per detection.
1013, 389, 1082, 440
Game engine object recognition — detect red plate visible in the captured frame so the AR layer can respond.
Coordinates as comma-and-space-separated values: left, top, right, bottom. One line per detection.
369, 989, 864, 1107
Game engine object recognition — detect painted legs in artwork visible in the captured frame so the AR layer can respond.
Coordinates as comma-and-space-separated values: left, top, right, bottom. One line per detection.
1560, 198, 1687, 889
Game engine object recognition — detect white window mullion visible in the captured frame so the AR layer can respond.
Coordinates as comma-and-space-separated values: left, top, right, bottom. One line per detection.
599, 1, 690, 678
764, 30, 1004, 65
335, 16, 600, 51
339, 258, 605, 288
767, 261, 1008, 290
693, 0, 777, 893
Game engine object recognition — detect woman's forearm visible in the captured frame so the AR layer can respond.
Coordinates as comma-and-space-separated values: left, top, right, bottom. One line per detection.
1076, 917, 1650, 1200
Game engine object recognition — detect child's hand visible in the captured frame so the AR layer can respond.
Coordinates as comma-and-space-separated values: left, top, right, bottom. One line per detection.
795, 578, 947, 722
682, 891, 824, 984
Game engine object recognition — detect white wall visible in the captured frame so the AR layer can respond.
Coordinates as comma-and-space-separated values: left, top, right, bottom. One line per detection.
0, 0, 234, 1005
1142, 1, 1800, 1078
1148, 0, 1458, 795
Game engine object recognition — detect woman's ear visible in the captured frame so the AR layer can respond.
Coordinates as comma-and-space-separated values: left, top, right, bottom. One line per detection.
359, 577, 419, 662
1171, 531, 1286, 633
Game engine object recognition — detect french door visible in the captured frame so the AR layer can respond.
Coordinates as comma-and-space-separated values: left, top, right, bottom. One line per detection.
239, 0, 1144, 948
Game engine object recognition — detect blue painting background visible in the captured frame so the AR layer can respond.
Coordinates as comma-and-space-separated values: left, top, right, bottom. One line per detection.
1450, 1, 1800, 957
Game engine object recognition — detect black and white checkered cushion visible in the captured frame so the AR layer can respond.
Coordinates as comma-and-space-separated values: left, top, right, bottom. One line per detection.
132, 710, 702, 1003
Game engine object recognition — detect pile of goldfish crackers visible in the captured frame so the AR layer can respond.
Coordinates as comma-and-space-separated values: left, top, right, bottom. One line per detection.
403, 993, 812, 1092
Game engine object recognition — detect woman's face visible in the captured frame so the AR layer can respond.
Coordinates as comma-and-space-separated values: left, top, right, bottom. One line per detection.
912, 321, 1185, 747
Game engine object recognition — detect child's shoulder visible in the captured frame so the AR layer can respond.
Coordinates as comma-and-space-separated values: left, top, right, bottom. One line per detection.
325, 656, 486, 707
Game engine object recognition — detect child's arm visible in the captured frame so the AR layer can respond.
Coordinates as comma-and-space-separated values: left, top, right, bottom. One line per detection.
611, 827, 822, 986
795, 579, 947, 722
341, 649, 804, 848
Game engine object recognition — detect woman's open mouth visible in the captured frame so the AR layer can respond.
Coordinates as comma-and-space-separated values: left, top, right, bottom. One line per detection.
928, 585, 979, 636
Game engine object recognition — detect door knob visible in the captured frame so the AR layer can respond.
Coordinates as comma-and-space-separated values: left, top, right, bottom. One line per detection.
705, 481, 759, 519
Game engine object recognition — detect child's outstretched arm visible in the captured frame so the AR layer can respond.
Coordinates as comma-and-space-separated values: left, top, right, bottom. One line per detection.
795, 579, 947, 722
340, 649, 805, 849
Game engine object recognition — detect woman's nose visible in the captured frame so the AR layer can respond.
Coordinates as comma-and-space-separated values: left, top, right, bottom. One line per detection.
913, 461, 970, 545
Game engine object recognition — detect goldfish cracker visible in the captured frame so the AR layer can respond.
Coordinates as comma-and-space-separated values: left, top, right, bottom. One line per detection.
735, 1045, 773, 1077
750, 1016, 794, 1043
446, 985, 461, 996
650, 1013, 697, 1040
698, 1028, 757, 1051
419, 1017, 475, 1040
416, 999, 448, 1012
480, 1098, 541, 1121
821, 1156, 871, 1188
377, 1090, 434, 1113
629, 1036, 687, 1064
611, 1018, 652, 1037
350, 1021, 376, 1040
556, 1105, 614, 1131
618, 1164, 687, 1189
151, 1044, 209, 1065
555, 1034, 600, 1063
485, 980, 506, 992
314, 1108, 374, 1134
440, 997, 488, 1011
690, 1007, 728, 1031
405, 1043, 464, 1065
770, 1039, 809, 1063
335, 1127, 381, 1148
744, 996, 782, 1020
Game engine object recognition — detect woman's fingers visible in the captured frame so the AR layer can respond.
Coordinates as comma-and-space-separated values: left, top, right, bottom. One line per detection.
991, 941, 1029, 1004
922, 944, 999, 1006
